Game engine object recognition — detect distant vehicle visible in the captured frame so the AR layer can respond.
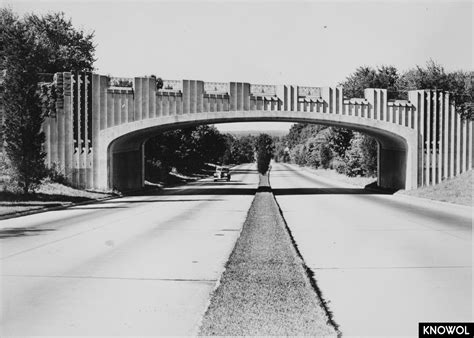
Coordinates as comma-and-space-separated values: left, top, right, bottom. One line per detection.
213, 166, 231, 182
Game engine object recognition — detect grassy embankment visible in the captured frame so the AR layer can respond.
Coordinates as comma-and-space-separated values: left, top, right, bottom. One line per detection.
0, 178, 113, 217
292, 164, 472, 206
398, 170, 472, 206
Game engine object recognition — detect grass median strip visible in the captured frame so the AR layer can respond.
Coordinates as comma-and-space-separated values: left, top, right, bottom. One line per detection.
198, 174, 338, 336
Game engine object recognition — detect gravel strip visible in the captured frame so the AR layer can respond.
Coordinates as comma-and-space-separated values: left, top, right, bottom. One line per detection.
198, 174, 338, 336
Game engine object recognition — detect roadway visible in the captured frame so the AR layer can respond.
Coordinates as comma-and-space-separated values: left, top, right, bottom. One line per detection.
270, 162, 472, 336
0, 163, 258, 336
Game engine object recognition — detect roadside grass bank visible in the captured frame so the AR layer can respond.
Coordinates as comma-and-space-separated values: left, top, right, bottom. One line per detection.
280, 162, 472, 206
198, 173, 338, 336
397, 170, 472, 206
0, 180, 115, 219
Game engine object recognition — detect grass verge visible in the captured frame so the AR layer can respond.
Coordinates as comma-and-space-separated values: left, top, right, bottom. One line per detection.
0, 181, 113, 217
397, 170, 472, 206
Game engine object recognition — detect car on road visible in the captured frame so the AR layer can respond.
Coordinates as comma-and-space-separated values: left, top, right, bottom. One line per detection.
213, 166, 231, 182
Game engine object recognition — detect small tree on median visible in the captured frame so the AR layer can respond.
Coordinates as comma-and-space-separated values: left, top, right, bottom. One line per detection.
255, 133, 274, 175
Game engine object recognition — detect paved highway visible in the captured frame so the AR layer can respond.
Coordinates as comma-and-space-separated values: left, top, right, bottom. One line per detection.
0, 163, 258, 336
270, 162, 472, 336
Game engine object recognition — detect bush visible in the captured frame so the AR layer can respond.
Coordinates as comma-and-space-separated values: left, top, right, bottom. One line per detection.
46, 163, 68, 185
331, 157, 347, 174
319, 143, 332, 169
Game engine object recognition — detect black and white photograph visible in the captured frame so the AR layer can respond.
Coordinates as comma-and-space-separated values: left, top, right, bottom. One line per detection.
0, 0, 472, 336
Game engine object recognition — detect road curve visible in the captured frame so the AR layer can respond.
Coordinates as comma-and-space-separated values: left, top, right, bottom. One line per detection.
270, 162, 472, 336
0, 163, 258, 336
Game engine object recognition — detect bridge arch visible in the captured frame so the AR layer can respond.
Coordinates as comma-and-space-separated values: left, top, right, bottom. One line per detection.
101, 111, 418, 191
37, 73, 472, 192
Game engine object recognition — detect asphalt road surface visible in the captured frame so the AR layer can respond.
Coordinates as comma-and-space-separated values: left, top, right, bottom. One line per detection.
0, 163, 258, 336
270, 162, 472, 336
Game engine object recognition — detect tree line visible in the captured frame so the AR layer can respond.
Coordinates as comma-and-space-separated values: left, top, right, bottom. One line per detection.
144, 127, 257, 183
274, 61, 472, 178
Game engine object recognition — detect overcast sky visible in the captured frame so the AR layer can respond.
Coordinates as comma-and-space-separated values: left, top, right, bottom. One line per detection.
5, 0, 472, 132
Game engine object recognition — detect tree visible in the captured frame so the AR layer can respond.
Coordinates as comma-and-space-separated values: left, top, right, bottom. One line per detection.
230, 135, 255, 164
396, 60, 472, 120
341, 65, 400, 99
2, 18, 46, 193
23, 11, 95, 72
327, 127, 353, 158
255, 133, 274, 174
1, 8, 97, 191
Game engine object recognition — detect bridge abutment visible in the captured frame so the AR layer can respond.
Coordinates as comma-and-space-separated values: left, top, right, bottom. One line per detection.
110, 144, 145, 191
378, 146, 407, 190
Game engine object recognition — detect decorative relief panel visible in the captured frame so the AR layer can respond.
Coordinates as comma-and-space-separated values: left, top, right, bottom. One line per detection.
204, 82, 229, 94
299, 86, 322, 98
162, 80, 182, 91
251, 84, 276, 96
110, 77, 133, 87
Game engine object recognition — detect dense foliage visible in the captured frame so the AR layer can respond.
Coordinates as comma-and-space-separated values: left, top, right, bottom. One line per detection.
2, 15, 46, 193
145, 126, 257, 183
1, 8, 96, 192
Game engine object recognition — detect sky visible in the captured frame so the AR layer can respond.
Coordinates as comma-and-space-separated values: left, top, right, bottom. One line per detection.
4, 0, 473, 132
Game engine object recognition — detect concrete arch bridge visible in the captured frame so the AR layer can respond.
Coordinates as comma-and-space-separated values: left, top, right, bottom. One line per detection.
40, 72, 472, 191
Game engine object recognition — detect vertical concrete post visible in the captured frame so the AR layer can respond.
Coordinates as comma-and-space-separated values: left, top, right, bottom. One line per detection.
443, 92, 449, 179
63, 73, 73, 182
425, 91, 431, 186
56, 74, 65, 173
431, 91, 437, 184
121, 91, 127, 124
321, 87, 332, 114
450, 103, 455, 178
92, 74, 101, 189
455, 110, 461, 175
337, 87, 343, 115
330, 87, 336, 115
149, 77, 156, 118
196, 81, 204, 113
142, 78, 149, 120
437, 92, 444, 182
165, 95, 171, 116
243, 83, 250, 111
183, 80, 191, 113
461, 117, 467, 172
364, 89, 376, 119
134, 77, 143, 120
114, 92, 120, 126
99, 76, 108, 128
468, 119, 473, 169
156, 93, 162, 117
44, 116, 51, 167
106, 91, 114, 128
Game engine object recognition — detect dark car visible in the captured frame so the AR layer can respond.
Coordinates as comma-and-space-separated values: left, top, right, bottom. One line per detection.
213, 166, 231, 181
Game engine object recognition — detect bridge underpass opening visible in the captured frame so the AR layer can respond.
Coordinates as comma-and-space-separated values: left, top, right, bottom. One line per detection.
106, 119, 410, 192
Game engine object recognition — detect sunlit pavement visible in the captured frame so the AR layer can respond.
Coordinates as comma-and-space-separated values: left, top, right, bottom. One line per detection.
270, 162, 472, 336
0, 163, 258, 336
